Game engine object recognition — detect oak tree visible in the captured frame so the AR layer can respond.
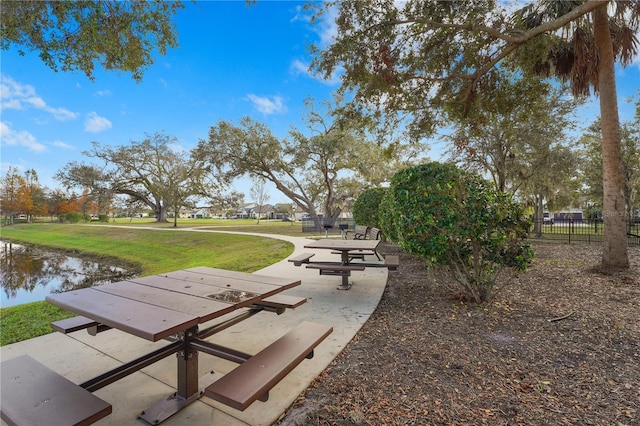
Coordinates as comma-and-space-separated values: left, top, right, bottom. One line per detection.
1, 0, 184, 81
311, 0, 639, 269
198, 97, 418, 220
56, 132, 216, 224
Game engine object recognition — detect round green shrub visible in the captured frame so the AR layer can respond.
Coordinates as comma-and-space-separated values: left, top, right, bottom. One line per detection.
385, 162, 533, 303
63, 212, 83, 223
352, 187, 387, 227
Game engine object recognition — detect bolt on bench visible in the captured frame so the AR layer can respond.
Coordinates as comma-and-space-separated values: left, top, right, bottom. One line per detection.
0, 355, 112, 426
204, 321, 332, 410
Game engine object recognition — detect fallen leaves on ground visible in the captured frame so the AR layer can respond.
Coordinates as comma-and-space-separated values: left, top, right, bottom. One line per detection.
278, 242, 640, 426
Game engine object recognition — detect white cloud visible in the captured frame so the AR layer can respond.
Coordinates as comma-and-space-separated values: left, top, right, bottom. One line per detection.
0, 75, 79, 121
51, 140, 75, 150
290, 4, 311, 23
24, 96, 47, 108
291, 59, 311, 77
290, 59, 342, 86
314, 3, 338, 49
0, 121, 47, 152
84, 112, 112, 133
246, 94, 286, 115
95, 89, 112, 97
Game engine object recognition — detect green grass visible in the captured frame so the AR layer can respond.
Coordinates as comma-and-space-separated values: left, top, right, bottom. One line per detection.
1, 303, 75, 346
0, 223, 295, 346
87, 217, 316, 237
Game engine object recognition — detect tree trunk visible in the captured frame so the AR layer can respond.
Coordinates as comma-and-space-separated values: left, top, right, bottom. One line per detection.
593, 6, 629, 270
157, 204, 169, 223
533, 195, 543, 235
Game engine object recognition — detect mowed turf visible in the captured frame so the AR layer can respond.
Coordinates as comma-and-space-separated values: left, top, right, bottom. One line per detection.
0, 224, 294, 345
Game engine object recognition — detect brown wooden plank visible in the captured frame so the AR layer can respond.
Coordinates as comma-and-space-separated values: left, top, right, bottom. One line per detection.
304, 239, 380, 251
157, 271, 296, 298
255, 294, 306, 310
204, 322, 332, 411
128, 275, 277, 309
287, 253, 315, 266
384, 255, 400, 271
46, 289, 199, 342
51, 316, 99, 334
306, 264, 366, 271
94, 281, 237, 323
183, 267, 301, 288
129, 275, 226, 295
1, 355, 112, 426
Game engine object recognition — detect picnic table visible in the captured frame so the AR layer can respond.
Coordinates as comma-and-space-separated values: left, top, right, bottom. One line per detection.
296, 239, 387, 290
1, 267, 332, 425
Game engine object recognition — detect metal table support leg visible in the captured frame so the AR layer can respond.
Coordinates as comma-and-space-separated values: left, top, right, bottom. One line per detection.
339, 251, 351, 290
139, 326, 202, 425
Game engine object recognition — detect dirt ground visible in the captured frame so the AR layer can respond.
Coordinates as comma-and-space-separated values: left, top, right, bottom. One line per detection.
277, 241, 640, 426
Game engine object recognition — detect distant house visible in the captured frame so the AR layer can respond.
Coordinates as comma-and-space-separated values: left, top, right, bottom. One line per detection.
188, 207, 212, 219
233, 203, 278, 219
553, 210, 584, 223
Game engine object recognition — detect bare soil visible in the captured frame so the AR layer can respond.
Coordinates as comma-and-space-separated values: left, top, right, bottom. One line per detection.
278, 242, 640, 425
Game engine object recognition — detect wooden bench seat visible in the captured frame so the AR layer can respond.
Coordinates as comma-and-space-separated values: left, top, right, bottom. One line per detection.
51, 316, 111, 336
384, 255, 400, 271
305, 263, 366, 276
204, 321, 333, 411
288, 252, 315, 266
0, 355, 112, 426
251, 294, 307, 315
331, 249, 382, 261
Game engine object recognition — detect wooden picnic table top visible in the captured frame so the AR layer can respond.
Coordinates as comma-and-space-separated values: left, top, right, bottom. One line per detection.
46, 267, 301, 342
303, 239, 380, 252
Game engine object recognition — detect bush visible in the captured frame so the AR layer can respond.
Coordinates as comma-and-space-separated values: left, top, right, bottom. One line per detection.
98, 214, 110, 223
352, 187, 387, 228
379, 188, 399, 242
62, 212, 83, 223
382, 162, 533, 303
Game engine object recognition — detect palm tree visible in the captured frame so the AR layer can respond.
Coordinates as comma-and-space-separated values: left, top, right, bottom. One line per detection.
314, 0, 638, 269
512, 1, 638, 269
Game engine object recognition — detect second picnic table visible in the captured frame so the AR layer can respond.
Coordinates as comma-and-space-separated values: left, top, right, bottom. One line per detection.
302, 239, 382, 289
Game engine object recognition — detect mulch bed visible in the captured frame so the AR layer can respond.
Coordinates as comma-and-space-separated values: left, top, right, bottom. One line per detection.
277, 241, 640, 425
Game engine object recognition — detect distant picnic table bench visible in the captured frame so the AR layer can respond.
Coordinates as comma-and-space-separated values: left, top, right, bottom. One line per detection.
344, 224, 369, 240
341, 226, 383, 260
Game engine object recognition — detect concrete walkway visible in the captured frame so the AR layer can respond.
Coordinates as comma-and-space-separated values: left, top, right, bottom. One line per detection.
0, 230, 388, 426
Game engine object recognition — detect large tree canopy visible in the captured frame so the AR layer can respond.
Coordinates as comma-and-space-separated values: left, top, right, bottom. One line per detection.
1, 0, 184, 81
56, 132, 217, 224
197, 97, 422, 220
446, 70, 578, 196
579, 119, 640, 225
311, 0, 639, 270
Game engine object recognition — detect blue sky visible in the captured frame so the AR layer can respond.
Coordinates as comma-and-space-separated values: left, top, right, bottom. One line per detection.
1, 1, 638, 205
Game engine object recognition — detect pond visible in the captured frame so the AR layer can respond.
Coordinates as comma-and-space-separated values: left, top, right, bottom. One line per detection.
0, 242, 136, 308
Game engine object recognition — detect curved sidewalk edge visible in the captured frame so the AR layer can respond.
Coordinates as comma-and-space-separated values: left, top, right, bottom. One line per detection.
0, 230, 388, 426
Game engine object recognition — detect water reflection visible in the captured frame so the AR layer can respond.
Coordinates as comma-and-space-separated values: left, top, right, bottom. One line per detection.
0, 242, 135, 307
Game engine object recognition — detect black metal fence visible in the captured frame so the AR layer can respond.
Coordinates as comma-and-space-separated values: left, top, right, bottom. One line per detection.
529, 219, 640, 246
300, 217, 640, 246
301, 218, 356, 235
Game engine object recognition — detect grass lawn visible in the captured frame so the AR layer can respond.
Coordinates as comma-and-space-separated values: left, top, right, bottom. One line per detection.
97, 217, 312, 237
0, 223, 296, 346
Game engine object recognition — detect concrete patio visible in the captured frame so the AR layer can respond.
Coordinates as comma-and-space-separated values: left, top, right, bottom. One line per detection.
0, 232, 388, 426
